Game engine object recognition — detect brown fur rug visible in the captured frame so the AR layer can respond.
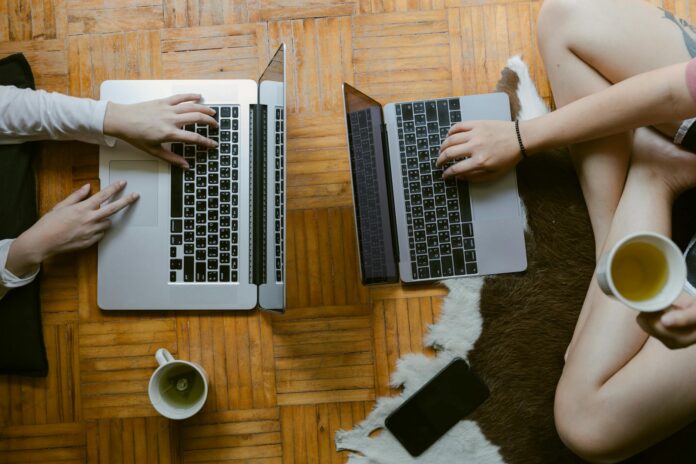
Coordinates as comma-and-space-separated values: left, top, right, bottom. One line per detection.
469, 67, 696, 464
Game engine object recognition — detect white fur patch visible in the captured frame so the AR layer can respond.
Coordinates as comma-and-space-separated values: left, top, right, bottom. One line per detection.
335, 57, 547, 464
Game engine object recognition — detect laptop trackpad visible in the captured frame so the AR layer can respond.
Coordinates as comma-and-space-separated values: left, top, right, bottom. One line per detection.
108, 160, 158, 227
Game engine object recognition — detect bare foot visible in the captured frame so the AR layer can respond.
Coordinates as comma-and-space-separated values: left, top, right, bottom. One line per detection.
630, 127, 696, 196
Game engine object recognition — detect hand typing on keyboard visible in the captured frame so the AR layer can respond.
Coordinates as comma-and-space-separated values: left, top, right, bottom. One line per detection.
104, 94, 219, 170
436, 120, 523, 183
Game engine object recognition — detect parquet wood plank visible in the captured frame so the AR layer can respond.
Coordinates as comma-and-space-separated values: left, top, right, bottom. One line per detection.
161, 23, 264, 80
67, 2, 164, 35
268, 17, 353, 114
372, 295, 442, 394
0, 422, 85, 463
85, 417, 177, 463
68, 31, 162, 99
279, 402, 372, 464
79, 319, 177, 420
176, 313, 277, 412
352, 10, 453, 102
0, 0, 67, 41
272, 302, 374, 405
180, 408, 281, 463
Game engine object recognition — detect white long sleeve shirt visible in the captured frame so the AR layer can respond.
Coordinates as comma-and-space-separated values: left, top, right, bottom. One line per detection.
0, 85, 112, 299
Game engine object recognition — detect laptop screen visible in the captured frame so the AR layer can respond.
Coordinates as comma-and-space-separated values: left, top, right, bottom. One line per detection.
257, 43, 286, 311
343, 84, 398, 284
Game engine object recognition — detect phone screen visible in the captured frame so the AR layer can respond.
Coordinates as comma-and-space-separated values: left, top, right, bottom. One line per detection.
384, 358, 489, 456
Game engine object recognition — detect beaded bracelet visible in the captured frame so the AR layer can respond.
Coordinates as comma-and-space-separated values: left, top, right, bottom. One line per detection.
515, 119, 528, 159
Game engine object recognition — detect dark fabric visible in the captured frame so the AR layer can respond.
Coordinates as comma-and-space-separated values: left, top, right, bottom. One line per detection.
0, 53, 48, 377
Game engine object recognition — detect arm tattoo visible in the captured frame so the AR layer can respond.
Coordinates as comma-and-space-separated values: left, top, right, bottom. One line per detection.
662, 9, 696, 58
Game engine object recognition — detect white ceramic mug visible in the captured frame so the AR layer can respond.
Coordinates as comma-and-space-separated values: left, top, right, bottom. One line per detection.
148, 348, 208, 420
596, 232, 687, 312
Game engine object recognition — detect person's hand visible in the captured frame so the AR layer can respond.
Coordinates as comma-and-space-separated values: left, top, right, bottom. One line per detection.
436, 120, 522, 182
636, 294, 696, 349
103, 94, 219, 169
5, 181, 139, 277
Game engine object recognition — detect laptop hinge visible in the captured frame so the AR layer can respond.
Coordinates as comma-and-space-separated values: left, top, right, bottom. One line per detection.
380, 122, 400, 268
250, 104, 268, 287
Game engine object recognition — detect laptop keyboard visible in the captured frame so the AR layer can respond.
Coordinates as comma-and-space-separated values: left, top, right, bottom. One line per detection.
169, 104, 240, 283
348, 109, 388, 277
274, 107, 285, 282
396, 98, 478, 280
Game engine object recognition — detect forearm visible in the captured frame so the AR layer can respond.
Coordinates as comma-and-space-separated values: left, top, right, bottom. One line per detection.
0, 86, 111, 145
0, 238, 42, 300
521, 62, 696, 154
4, 232, 46, 278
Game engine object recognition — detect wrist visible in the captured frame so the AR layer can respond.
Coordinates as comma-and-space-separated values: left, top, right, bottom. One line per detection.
103, 102, 128, 139
517, 118, 544, 156
5, 232, 46, 278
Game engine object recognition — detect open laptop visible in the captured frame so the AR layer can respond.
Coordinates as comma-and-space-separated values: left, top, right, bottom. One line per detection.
342, 84, 527, 284
97, 44, 286, 311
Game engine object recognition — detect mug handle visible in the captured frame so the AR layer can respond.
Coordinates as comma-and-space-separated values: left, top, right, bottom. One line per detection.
596, 252, 613, 296
155, 348, 174, 367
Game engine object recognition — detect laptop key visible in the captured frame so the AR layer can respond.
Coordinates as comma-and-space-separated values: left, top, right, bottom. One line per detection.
402, 103, 413, 121
171, 167, 183, 217
453, 248, 466, 274
430, 260, 442, 278
464, 238, 475, 250
196, 262, 206, 282
220, 265, 230, 282
441, 255, 454, 276
466, 262, 478, 274
170, 259, 182, 270
426, 101, 437, 121
170, 271, 177, 282
171, 235, 182, 245
437, 100, 450, 126
184, 257, 194, 281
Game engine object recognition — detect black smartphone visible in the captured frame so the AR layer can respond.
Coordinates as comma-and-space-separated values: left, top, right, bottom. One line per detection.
384, 358, 489, 457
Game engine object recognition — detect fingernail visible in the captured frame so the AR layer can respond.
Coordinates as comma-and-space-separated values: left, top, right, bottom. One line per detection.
82, 183, 90, 190
132, 192, 140, 200
182, 162, 190, 170
212, 141, 219, 147
119, 179, 127, 187
661, 313, 678, 326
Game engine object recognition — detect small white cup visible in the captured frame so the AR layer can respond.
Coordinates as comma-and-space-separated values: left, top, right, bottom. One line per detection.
596, 232, 687, 312
148, 348, 208, 420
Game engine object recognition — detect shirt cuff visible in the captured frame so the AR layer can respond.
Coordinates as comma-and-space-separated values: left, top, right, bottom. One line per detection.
0, 239, 40, 290
94, 99, 117, 147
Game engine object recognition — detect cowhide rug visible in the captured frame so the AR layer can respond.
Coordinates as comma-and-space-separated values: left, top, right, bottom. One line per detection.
336, 56, 696, 463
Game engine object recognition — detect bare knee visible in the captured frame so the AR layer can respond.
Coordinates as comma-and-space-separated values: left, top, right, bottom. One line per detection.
537, 0, 597, 47
554, 380, 634, 464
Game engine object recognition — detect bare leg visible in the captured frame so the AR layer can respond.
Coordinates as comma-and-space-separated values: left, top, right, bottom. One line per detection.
555, 134, 696, 463
537, 0, 695, 357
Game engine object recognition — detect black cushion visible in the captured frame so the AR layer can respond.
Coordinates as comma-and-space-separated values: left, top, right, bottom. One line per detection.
0, 53, 48, 377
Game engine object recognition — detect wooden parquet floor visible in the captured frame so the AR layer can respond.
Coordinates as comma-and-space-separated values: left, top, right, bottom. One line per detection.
0, 0, 693, 462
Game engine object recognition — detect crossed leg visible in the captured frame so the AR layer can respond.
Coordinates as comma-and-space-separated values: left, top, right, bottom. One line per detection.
537, 0, 696, 461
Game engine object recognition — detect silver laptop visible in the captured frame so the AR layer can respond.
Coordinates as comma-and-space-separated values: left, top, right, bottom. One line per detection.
97, 44, 286, 311
342, 84, 527, 284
